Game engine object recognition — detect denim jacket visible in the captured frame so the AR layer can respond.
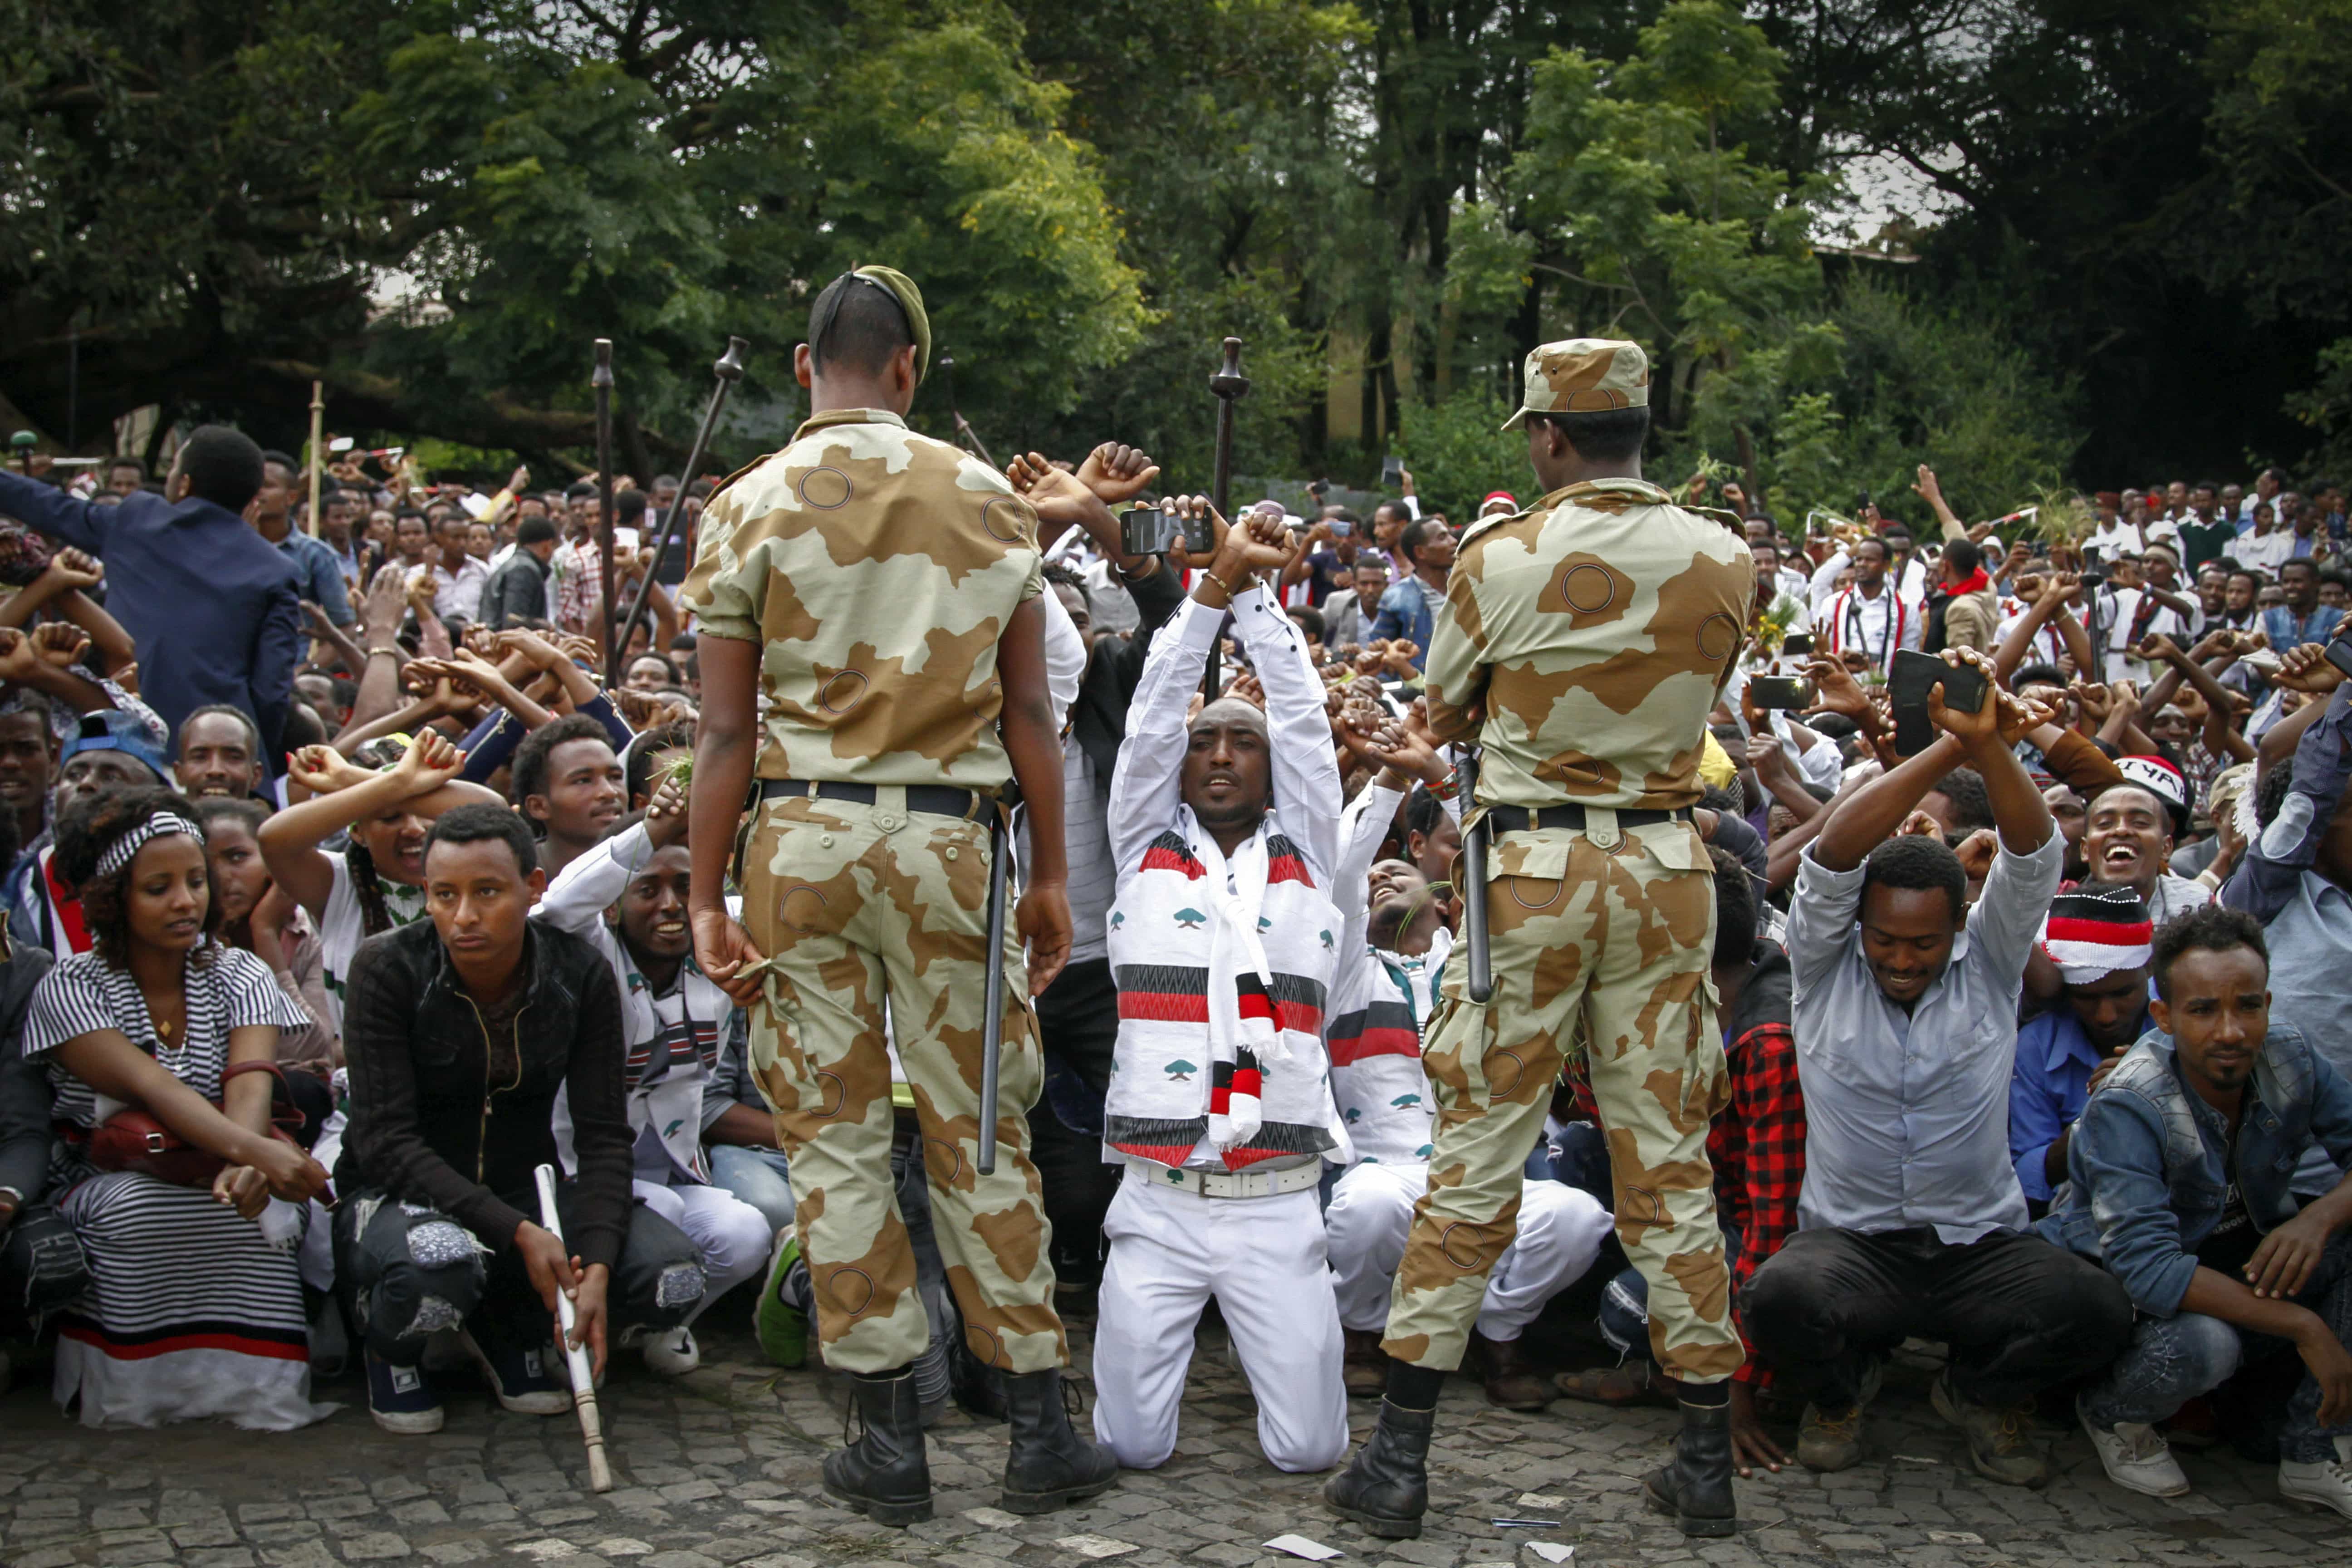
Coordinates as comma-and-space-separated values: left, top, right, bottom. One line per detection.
2039, 1021, 2352, 1316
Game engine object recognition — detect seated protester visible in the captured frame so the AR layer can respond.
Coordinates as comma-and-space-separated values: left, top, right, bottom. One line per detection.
1745, 649, 2134, 1487
1556, 849, 1807, 1482
191, 798, 339, 1079
511, 712, 626, 880
335, 803, 706, 1434
1092, 502, 1350, 1474
532, 780, 771, 1376
10, 711, 172, 957
2052, 907, 2352, 1514
2085, 759, 2210, 923
2008, 886, 2153, 1214
259, 732, 505, 1030
22, 788, 329, 1427
174, 704, 266, 802
1322, 711, 1612, 1413
2224, 652, 2352, 1200
0, 912, 73, 1352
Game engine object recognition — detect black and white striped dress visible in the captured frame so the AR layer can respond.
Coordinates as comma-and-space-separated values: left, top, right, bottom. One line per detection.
25, 941, 327, 1430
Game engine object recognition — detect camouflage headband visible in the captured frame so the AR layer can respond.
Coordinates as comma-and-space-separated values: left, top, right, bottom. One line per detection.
809, 265, 931, 386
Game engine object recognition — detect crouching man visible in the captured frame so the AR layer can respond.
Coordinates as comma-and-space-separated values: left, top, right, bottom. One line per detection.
2050, 905, 2352, 1514
336, 804, 707, 1432
1092, 501, 1350, 1473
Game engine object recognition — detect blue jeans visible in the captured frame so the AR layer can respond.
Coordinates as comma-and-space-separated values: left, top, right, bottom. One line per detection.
2080, 1230, 2352, 1463
709, 1144, 794, 1235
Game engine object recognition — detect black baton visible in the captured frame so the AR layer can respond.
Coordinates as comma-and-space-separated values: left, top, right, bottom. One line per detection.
977, 802, 1011, 1175
1460, 750, 1493, 1004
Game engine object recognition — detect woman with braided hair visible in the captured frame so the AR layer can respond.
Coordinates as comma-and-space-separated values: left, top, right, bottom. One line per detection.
22, 784, 328, 1427
256, 730, 506, 1029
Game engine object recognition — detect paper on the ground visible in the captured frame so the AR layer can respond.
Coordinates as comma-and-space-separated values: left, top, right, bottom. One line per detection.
1526, 1544, 1574, 1564
965, 1507, 1025, 1529
1057, 1536, 1140, 1559
1263, 1536, 1343, 1561
1516, 1494, 1566, 1509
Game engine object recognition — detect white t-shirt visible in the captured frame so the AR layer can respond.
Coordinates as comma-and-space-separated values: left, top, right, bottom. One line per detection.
316, 850, 428, 1031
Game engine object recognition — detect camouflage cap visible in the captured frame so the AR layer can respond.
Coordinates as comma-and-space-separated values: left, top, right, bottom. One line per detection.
1499, 338, 1650, 432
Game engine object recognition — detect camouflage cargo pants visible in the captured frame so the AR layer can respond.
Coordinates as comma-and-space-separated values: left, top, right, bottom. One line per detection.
1382, 816, 1743, 1384
737, 787, 1066, 1376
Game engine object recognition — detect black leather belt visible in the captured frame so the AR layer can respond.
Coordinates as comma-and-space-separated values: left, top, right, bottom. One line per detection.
757, 779, 990, 820
1485, 803, 1690, 834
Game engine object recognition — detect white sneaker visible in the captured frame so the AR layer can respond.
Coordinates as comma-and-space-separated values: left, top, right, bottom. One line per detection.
642, 1325, 701, 1377
2078, 1406, 2190, 1497
2280, 1458, 2352, 1518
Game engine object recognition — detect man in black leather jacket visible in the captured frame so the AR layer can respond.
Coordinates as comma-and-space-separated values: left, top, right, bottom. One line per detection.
336, 803, 704, 1434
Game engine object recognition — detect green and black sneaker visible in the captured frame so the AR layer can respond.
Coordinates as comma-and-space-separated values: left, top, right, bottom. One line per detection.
755, 1231, 809, 1369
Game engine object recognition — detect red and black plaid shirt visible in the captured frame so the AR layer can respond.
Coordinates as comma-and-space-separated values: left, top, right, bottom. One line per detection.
1566, 1006, 1805, 1386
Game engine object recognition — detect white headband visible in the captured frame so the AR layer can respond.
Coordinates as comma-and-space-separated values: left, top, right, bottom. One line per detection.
96, 812, 203, 880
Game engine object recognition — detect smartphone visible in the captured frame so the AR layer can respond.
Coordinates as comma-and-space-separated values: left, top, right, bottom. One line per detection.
2326, 637, 2352, 684
1749, 675, 1813, 710
1889, 648, 1987, 756
1782, 632, 1814, 658
2030, 538, 2050, 557
1382, 455, 1404, 487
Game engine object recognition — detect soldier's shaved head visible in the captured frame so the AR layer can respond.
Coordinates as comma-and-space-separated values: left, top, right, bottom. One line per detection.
808, 272, 916, 380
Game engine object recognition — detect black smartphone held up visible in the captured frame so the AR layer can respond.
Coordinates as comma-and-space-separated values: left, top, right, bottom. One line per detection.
2326, 632, 2352, 685
1889, 649, 1988, 756
1382, 454, 1404, 487
1781, 631, 1814, 659
1749, 675, 1813, 711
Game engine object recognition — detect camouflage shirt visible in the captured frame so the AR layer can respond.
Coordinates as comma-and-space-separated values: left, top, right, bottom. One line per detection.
1424, 476, 1752, 810
680, 408, 1043, 789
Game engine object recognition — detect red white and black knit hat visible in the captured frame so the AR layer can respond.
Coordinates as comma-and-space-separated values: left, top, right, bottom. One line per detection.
2110, 753, 2191, 834
2038, 884, 2154, 984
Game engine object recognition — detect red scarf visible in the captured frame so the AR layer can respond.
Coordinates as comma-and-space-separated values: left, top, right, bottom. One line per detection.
1946, 566, 1990, 598
40, 847, 91, 955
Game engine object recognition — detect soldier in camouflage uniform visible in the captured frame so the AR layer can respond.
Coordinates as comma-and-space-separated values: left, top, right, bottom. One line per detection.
682, 265, 1117, 1526
1327, 340, 1753, 1540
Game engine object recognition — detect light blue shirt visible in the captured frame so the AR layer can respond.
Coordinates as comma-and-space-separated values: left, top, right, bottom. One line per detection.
1785, 831, 2064, 1243
2261, 603, 2341, 650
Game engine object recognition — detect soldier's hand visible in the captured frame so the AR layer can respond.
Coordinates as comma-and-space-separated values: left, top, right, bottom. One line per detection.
1016, 882, 1073, 996
1073, 443, 1160, 505
692, 906, 768, 1006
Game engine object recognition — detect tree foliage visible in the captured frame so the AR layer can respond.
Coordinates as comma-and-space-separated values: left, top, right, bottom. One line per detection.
0, 0, 2341, 495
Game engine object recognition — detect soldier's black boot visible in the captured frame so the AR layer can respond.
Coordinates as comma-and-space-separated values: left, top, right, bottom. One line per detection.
1643, 1392, 1738, 1538
1001, 1368, 1120, 1513
823, 1365, 932, 1527
1323, 1394, 1436, 1539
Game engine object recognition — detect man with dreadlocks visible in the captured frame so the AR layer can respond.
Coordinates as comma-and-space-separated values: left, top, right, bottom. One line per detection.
1087, 499, 1352, 1473
684, 265, 1111, 1526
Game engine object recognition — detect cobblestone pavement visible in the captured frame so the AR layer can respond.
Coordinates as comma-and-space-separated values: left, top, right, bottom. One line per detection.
3, 1312, 2343, 1568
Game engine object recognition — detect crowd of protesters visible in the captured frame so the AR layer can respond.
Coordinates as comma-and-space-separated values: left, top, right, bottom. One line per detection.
0, 414, 2349, 1526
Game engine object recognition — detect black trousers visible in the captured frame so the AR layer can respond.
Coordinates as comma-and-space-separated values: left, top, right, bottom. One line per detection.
1741, 1225, 2133, 1408
334, 1184, 706, 1366
1029, 956, 1121, 1289
0, 1202, 90, 1336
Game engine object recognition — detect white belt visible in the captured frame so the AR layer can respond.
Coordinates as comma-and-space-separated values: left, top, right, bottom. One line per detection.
1124, 1159, 1323, 1200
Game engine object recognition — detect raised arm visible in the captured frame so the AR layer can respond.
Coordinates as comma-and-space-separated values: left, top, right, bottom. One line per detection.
0, 470, 108, 555
1232, 555, 1342, 877
2226, 652, 2352, 922
260, 733, 488, 917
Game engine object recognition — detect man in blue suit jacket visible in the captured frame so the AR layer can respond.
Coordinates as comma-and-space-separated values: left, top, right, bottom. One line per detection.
0, 427, 300, 775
